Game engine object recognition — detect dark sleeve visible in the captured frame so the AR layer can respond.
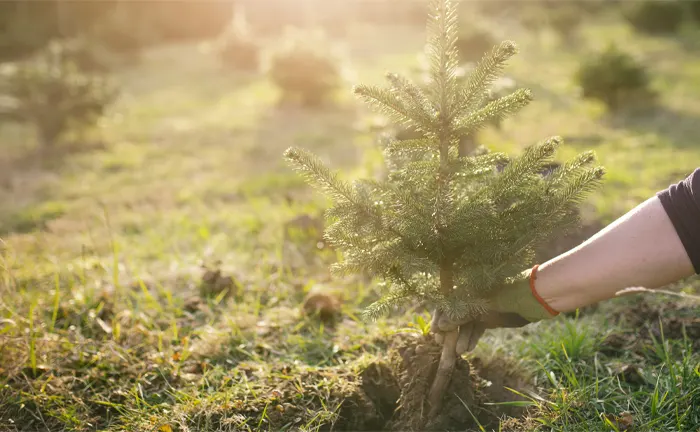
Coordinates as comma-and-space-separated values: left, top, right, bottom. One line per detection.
657, 168, 700, 274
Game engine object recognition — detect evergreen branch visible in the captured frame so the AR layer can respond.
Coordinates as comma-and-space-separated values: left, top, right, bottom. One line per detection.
446, 197, 496, 253
324, 202, 361, 221
454, 152, 509, 174
363, 179, 435, 231
385, 72, 437, 125
284, 147, 357, 204
456, 41, 518, 116
453, 88, 533, 137
427, 288, 489, 321
487, 165, 604, 276
493, 136, 560, 193
362, 289, 413, 321
323, 216, 369, 251
546, 150, 597, 187
363, 266, 422, 320
395, 159, 441, 184
286, 147, 415, 249
354, 84, 427, 130
385, 138, 434, 157
553, 166, 605, 208
426, 0, 460, 113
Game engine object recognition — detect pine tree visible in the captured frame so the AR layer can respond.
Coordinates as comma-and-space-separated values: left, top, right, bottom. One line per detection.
284, 0, 603, 416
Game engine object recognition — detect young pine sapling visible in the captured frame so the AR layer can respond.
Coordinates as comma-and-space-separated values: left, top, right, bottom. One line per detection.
285, 0, 603, 416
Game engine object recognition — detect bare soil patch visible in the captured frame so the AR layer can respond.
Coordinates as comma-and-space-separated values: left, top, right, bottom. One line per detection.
335, 335, 533, 432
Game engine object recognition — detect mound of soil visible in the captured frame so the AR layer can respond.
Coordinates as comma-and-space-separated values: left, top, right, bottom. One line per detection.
601, 297, 700, 356
333, 361, 401, 431
335, 335, 533, 432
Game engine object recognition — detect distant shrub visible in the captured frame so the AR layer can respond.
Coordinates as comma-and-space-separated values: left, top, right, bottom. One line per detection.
625, 1, 685, 34
0, 42, 116, 147
518, 1, 607, 39
216, 16, 260, 72
44, 38, 112, 72
576, 45, 654, 111
266, 30, 342, 107
690, 1, 700, 22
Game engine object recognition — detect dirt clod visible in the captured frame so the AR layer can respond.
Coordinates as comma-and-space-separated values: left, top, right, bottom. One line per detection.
602, 411, 635, 431
615, 364, 646, 385
199, 263, 238, 299
600, 333, 630, 355
302, 290, 342, 324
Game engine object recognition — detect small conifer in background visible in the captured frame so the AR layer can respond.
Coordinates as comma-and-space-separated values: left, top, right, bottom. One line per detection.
624, 0, 685, 34
285, 0, 603, 416
577, 44, 654, 111
45, 38, 112, 73
216, 9, 260, 72
0, 41, 116, 148
266, 29, 342, 107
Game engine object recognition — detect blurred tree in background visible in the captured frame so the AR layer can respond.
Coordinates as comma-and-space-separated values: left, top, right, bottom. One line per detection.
0, 0, 437, 62
0, 1, 234, 61
267, 29, 344, 107
0, 40, 116, 148
624, 0, 685, 34
577, 44, 655, 111
216, 11, 261, 72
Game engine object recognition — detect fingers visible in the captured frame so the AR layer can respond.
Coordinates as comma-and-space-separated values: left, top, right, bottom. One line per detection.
430, 309, 441, 334
437, 314, 459, 332
432, 309, 519, 354
431, 309, 445, 344
455, 321, 486, 355
455, 323, 473, 355
434, 332, 444, 344
437, 313, 473, 332
469, 322, 486, 352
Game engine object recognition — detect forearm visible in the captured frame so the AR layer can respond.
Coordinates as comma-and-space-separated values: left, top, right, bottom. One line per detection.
537, 196, 695, 312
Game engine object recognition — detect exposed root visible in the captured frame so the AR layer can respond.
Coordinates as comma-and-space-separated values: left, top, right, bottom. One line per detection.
427, 330, 458, 418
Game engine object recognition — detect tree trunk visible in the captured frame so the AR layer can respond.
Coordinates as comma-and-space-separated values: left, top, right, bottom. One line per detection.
427, 328, 458, 417
428, 259, 457, 417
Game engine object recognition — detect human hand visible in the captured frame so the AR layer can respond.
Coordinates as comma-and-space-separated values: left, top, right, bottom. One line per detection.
430, 309, 531, 354
431, 266, 558, 355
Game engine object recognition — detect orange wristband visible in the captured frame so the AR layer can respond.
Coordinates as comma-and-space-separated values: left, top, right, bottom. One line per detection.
529, 264, 559, 317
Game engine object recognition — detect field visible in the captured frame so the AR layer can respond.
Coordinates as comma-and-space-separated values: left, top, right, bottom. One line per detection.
1, 3, 699, 432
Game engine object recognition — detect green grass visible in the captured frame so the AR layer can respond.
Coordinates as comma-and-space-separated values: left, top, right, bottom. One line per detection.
1, 10, 700, 432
